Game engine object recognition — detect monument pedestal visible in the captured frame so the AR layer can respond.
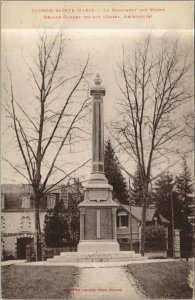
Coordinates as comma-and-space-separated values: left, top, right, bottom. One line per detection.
77, 178, 120, 252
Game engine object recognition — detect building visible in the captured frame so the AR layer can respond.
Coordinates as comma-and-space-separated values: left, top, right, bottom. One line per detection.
116, 204, 170, 256
1, 183, 169, 259
1, 183, 82, 259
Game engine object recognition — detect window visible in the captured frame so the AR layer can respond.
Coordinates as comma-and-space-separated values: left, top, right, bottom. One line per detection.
21, 216, 31, 232
153, 217, 158, 225
1, 194, 5, 209
60, 189, 69, 208
47, 194, 56, 209
121, 215, 128, 227
1, 216, 5, 231
121, 238, 128, 243
21, 194, 31, 208
117, 213, 129, 228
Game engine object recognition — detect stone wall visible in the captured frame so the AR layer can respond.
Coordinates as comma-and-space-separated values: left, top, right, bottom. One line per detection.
1, 211, 47, 258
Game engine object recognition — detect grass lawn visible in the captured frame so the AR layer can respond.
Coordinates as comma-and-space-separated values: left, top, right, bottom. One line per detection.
125, 261, 193, 299
2, 265, 79, 299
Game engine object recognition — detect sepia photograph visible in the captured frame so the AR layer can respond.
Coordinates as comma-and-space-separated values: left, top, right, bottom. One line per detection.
1, 1, 194, 299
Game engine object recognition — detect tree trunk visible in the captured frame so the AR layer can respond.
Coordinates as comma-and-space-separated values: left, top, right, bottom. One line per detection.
34, 196, 42, 261
140, 182, 149, 256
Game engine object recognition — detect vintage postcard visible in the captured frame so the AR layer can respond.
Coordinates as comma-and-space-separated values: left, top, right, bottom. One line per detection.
1, 1, 194, 300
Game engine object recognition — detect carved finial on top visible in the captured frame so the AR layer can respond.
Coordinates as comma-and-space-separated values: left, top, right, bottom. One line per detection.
90, 73, 105, 96
94, 74, 102, 85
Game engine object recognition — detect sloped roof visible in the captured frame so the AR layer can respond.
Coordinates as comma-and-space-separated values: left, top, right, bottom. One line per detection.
159, 214, 170, 224
1, 184, 47, 210
1, 184, 33, 194
122, 205, 155, 221
1, 183, 83, 195
1, 184, 80, 210
120, 204, 169, 223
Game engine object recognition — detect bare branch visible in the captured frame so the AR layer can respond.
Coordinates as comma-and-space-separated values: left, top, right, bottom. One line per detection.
2, 158, 31, 183
42, 96, 90, 190
41, 55, 90, 159
8, 71, 33, 182
44, 158, 91, 194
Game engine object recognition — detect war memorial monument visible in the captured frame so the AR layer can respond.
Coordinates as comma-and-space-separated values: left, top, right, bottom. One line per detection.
48, 75, 145, 262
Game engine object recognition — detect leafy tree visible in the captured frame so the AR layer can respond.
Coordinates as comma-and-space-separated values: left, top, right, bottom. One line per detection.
175, 159, 193, 257
104, 140, 129, 204
154, 173, 179, 251
44, 200, 69, 248
145, 225, 167, 251
131, 165, 143, 206
175, 159, 193, 221
154, 173, 175, 222
65, 193, 80, 247
154, 169, 193, 256
44, 180, 81, 248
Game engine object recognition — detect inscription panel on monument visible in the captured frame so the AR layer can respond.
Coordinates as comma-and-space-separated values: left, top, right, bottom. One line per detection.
100, 208, 112, 239
89, 189, 108, 201
85, 208, 97, 240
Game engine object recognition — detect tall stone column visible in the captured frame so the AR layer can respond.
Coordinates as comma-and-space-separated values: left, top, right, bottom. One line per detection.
89, 74, 107, 184
91, 74, 105, 174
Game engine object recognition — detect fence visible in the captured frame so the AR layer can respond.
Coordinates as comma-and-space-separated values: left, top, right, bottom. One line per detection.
44, 247, 77, 260
119, 239, 167, 253
118, 225, 167, 254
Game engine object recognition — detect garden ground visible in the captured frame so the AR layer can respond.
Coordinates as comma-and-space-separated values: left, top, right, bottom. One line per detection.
1, 260, 193, 299
1, 265, 79, 299
125, 260, 193, 299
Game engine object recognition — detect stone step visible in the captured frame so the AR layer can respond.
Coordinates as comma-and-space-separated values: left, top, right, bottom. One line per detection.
51, 255, 134, 261
59, 253, 138, 258
47, 256, 146, 263
59, 251, 135, 257
47, 251, 146, 263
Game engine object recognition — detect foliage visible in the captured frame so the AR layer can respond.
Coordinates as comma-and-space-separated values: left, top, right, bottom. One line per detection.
65, 193, 80, 247
154, 165, 193, 256
43, 182, 81, 248
131, 165, 143, 206
104, 140, 129, 204
44, 200, 69, 248
175, 159, 193, 256
145, 225, 166, 241
154, 173, 175, 222
175, 159, 193, 223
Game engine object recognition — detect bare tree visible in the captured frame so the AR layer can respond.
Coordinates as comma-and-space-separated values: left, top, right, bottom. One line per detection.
183, 112, 194, 144
111, 36, 193, 256
3, 32, 91, 260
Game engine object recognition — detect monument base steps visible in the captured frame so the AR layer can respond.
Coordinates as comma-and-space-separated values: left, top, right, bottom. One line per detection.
47, 251, 148, 263
77, 241, 120, 252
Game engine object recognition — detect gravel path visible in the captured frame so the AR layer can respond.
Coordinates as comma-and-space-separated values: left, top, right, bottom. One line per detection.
71, 267, 146, 300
